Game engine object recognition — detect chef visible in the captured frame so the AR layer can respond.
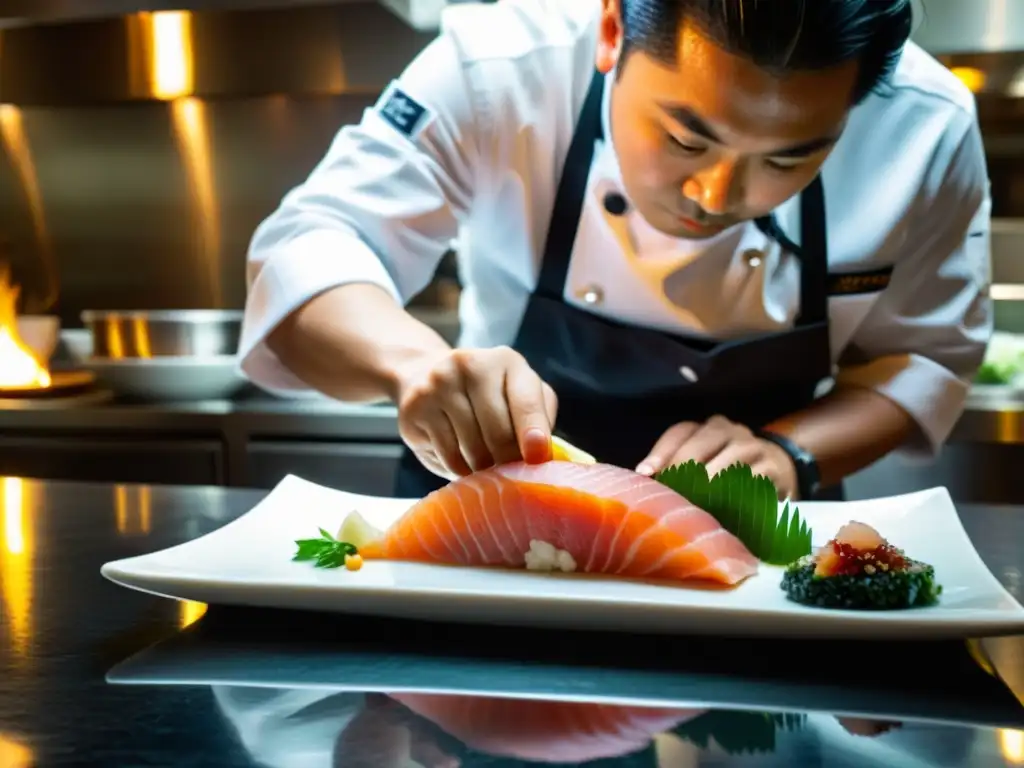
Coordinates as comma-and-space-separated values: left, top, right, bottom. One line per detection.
237, 0, 992, 501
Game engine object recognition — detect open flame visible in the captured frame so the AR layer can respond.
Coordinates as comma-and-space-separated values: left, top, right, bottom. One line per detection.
0, 264, 51, 390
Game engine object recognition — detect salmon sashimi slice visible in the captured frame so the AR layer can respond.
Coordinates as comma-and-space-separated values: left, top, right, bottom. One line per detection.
389, 692, 705, 762
358, 461, 759, 586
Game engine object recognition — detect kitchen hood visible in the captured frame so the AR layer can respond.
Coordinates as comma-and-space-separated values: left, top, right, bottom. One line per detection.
910, 0, 1024, 54
0, 0, 452, 31
0, 1, 441, 104
0, 0, 341, 25
3, 0, 1020, 51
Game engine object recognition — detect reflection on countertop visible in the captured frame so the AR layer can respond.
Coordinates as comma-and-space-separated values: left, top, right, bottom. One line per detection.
207, 687, 987, 768
103, 580, 1024, 768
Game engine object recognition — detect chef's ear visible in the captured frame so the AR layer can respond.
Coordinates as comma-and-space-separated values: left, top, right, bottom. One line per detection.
595, 0, 624, 73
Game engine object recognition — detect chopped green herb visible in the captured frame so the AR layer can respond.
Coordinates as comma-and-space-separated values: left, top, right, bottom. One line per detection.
293, 527, 359, 569
975, 361, 1017, 385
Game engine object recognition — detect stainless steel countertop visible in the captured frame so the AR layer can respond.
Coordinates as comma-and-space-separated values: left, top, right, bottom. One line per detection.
2, 476, 1024, 766
2, 387, 1024, 444
0, 390, 402, 441
0, 384, 1020, 457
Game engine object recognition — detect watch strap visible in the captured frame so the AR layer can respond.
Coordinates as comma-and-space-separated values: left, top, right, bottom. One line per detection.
755, 429, 821, 500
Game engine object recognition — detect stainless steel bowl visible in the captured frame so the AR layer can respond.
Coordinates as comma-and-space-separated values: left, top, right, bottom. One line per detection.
80, 309, 243, 359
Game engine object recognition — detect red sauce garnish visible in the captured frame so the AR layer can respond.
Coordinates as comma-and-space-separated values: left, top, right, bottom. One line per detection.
816, 539, 909, 577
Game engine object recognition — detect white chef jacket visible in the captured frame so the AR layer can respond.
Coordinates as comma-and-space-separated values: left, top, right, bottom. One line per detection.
238, 0, 993, 458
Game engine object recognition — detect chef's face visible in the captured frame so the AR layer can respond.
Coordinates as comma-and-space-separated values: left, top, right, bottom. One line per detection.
596, 2, 859, 239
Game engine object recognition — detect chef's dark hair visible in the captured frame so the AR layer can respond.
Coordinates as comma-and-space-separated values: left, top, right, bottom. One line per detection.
620, 0, 914, 104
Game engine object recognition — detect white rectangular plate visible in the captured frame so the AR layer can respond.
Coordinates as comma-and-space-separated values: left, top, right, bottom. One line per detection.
100, 475, 1024, 639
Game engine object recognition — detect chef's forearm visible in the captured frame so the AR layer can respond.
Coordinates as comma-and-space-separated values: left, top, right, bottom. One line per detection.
266, 283, 451, 403
761, 385, 917, 489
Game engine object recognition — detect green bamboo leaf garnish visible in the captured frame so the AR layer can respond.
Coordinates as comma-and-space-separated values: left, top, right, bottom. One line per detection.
653, 460, 812, 565
293, 527, 359, 569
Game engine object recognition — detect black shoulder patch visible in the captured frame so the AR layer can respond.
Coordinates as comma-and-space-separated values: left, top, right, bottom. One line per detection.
827, 266, 894, 296
378, 86, 430, 138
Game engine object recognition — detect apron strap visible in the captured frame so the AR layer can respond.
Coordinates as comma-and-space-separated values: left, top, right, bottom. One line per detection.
754, 175, 829, 326
796, 175, 828, 325
535, 71, 606, 300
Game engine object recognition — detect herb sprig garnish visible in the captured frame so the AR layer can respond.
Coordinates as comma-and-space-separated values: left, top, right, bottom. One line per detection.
654, 460, 812, 565
293, 527, 359, 569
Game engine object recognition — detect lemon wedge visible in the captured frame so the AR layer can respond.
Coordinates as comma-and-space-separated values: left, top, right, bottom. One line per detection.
551, 435, 597, 464
337, 510, 384, 549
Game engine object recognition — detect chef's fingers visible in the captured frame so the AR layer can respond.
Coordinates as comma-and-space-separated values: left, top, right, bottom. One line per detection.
667, 421, 733, 468
703, 440, 763, 479
542, 381, 559, 427
398, 408, 450, 478
636, 421, 700, 475
505, 359, 554, 464
414, 450, 448, 480
463, 367, 520, 467
397, 371, 457, 476
423, 411, 473, 478
749, 458, 796, 500
441, 390, 495, 473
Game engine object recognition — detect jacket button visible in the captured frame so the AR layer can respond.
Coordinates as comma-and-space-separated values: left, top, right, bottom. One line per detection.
603, 192, 628, 216
576, 284, 604, 305
679, 366, 699, 382
743, 249, 763, 268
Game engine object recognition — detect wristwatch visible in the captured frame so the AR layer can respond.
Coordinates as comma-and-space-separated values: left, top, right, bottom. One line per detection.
755, 429, 821, 500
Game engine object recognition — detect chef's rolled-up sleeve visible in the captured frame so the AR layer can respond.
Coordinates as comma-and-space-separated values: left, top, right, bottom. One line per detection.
831, 115, 991, 456
834, 116, 992, 457
238, 32, 483, 392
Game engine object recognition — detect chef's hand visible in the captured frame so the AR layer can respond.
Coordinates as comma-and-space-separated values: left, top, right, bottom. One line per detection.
636, 415, 799, 500
395, 346, 558, 479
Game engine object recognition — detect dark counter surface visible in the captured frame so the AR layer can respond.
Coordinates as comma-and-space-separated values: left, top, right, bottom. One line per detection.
3, 477, 1024, 767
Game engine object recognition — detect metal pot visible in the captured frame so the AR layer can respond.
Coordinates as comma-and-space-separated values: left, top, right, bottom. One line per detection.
80, 309, 243, 359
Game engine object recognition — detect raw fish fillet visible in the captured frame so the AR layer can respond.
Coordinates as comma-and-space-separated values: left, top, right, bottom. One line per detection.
361, 461, 759, 585
390, 693, 703, 762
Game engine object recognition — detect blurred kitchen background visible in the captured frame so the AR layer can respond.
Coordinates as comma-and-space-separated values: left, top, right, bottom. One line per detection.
1, 0, 1024, 503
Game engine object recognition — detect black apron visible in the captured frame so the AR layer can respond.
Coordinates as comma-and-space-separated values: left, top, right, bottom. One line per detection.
394, 71, 839, 501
